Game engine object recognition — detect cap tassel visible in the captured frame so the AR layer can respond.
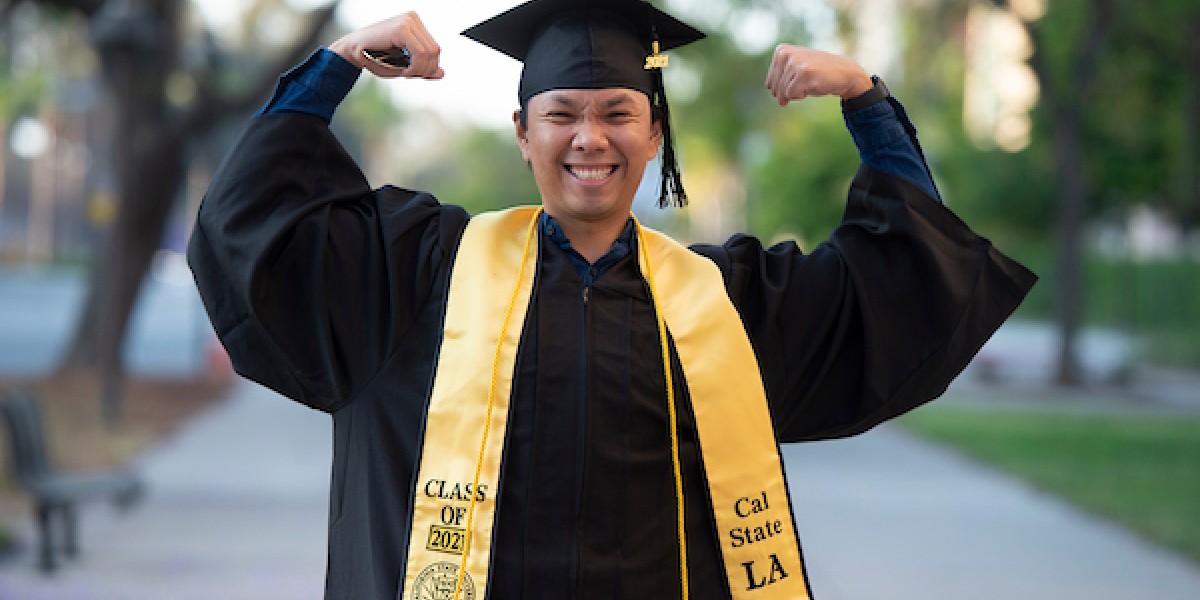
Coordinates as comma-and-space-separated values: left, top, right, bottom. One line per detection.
654, 70, 687, 208
648, 42, 687, 208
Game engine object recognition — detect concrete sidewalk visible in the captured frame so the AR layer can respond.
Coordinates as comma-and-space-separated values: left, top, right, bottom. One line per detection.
2, 380, 1199, 599
0, 381, 331, 600
787, 424, 1200, 599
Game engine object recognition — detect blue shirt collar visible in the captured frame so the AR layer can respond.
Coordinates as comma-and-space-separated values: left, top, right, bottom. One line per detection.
540, 212, 637, 287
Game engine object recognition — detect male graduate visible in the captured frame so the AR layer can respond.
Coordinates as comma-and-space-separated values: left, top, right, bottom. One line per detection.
187, 0, 1036, 599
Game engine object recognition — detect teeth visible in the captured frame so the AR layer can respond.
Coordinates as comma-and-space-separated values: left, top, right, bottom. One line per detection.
570, 166, 614, 181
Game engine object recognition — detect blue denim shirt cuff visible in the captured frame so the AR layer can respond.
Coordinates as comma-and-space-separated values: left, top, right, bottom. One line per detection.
256, 48, 362, 121
841, 97, 942, 202
843, 100, 908, 154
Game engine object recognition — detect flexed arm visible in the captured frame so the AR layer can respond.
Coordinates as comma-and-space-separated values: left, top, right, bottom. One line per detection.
258, 12, 445, 121
765, 44, 941, 201
329, 12, 445, 80
690, 47, 1034, 441
189, 12, 468, 413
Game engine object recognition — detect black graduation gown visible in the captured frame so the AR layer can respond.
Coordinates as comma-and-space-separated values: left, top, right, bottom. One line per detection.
187, 112, 1036, 600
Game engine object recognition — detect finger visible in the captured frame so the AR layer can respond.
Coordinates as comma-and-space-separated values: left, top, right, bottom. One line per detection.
403, 41, 437, 78
764, 46, 787, 94
416, 38, 442, 78
404, 40, 438, 78
778, 71, 796, 106
362, 55, 405, 78
398, 28, 428, 76
404, 47, 437, 79
769, 65, 789, 103
405, 14, 441, 78
771, 59, 798, 105
789, 77, 810, 106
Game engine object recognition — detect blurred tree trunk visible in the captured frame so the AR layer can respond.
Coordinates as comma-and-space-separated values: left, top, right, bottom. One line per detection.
61, 0, 186, 420
1186, 15, 1200, 221
19, 0, 340, 421
1025, 0, 1114, 386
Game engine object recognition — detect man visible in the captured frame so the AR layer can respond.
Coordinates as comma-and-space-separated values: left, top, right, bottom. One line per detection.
187, 1, 1036, 599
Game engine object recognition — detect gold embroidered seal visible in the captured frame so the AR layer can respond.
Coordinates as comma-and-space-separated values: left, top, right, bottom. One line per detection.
410, 561, 476, 600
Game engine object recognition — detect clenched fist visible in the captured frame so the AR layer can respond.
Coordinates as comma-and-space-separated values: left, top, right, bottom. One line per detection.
329, 12, 445, 80
764, 45, 873, 106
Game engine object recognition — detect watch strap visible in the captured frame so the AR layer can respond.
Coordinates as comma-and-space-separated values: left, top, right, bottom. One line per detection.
841, 75, 889, 112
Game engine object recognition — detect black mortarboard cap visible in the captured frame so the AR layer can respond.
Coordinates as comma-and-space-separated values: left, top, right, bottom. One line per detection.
463, 0, 705, 207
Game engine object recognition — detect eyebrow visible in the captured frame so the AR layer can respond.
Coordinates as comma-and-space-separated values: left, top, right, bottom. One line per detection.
603, 94, 637, 109
545, 92, 639, 110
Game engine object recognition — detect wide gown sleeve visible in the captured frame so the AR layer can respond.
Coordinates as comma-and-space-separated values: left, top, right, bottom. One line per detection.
692, 166, 1036, 443
187, 112, 468, 413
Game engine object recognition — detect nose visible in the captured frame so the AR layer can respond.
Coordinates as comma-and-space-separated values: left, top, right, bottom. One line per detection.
572, 117, 609, 153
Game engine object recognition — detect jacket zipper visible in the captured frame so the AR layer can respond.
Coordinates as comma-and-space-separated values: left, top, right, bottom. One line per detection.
573, 282, 591, 593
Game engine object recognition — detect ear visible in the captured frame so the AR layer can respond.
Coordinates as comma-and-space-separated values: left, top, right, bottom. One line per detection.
513, 110, 530, 161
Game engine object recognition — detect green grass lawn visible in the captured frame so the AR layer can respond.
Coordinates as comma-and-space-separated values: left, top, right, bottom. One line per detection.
899, 405, 1200, 564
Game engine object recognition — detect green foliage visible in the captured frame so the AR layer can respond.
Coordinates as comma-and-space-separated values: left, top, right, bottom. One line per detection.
1029, 0, 1199, 217
336, 78, 403, 133
901, 405, 1200, 564
892, 0, 1200, 373
894, 2, 1058, 240
1085, 258, 1200, 330
0, 77, 43, 121
998, 241, 1055, 319
0, 58, 49, 121
1, 7, 98, 122
1083, 257, 1200, 366
747, 103, 859, 245
934, 128, 1059, 238
1084, 18, 1192, 217
673, 34, 776, 159
410, 128, 541, 215
334, 86, 538, 215
669, 26, 866, 246
992, 247, 1200, 368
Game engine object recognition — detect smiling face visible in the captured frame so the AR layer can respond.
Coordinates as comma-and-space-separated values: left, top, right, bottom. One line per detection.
514, 88, 662, 231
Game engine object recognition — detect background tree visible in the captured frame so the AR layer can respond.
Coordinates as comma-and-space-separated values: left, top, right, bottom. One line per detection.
1026, 0, 1115, 385
894, 0, 1199, 381
1020, 0, 1198, 382
0, 0, 340, 420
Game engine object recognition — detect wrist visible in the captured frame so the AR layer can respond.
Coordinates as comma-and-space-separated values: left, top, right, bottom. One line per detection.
328, 39, 363, 68
841, 75, 889, 112
840, 72, 874, 100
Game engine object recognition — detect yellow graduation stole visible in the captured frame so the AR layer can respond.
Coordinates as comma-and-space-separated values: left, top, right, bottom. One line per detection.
401, 206, 810, 600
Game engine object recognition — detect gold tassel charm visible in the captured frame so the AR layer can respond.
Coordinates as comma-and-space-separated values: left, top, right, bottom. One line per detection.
645, 40, 669, 69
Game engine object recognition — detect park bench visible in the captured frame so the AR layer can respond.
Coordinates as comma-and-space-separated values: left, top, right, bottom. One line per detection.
0, 388, 143, 573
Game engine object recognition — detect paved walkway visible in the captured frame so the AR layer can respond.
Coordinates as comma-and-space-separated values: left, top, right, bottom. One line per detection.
0, 382, 330, 600
2, 379, 1199, 599
787, 420, 1200, 599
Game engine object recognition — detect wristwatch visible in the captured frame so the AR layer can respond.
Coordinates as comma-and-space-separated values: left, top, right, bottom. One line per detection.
841, 75, 890, 112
